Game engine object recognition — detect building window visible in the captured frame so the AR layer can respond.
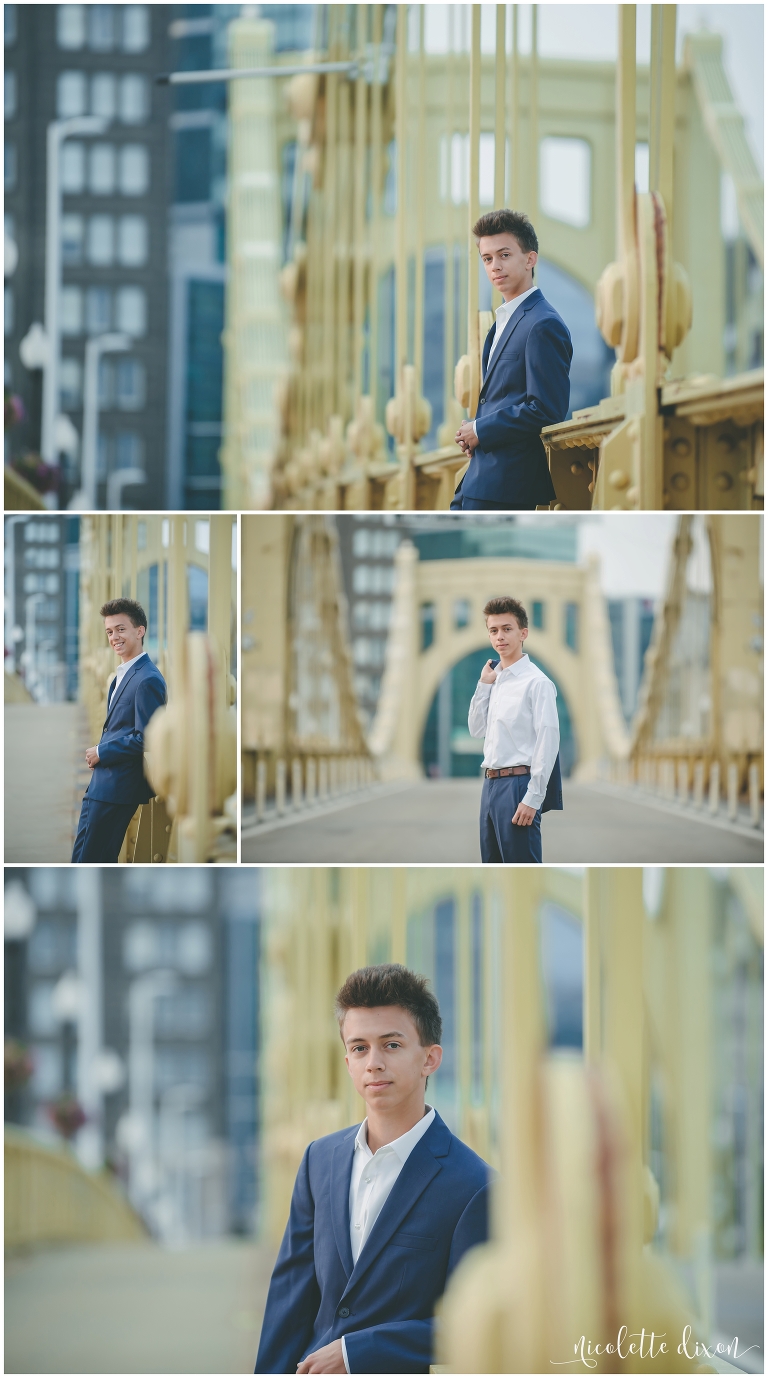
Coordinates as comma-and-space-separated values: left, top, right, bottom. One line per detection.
115, 358, 146, 410
116, 286, 146, 336
57, 5, 85, 50
89, 143, 116, 195
88, 4, 115, 51
61, 213, 84, 264
420, 601, 436, 652
87, 214, 114, 265
175, 128, 211, 203
122, 5, 150, 53
119, 144, 149, 196
532, 600, 545, 630
4, 285, 14, 335
91, 72, 116, 119
453, 598, 471, 629
5, 70, 16, 120
5, 5, 17, 46
60, 285, 83, 335
23, 545, 59, 568
4, 142, 17, 191
60, 141, 86, 193
24, 573, 61, 594
116, 430, 144, 470
119, 74, 149, 125
540, 137, 591, 230
56, 70, 87, 118
118, 215, 148, 265
564, 602, 579, 652
60, 358, 82, 409
85, 285, 111, 334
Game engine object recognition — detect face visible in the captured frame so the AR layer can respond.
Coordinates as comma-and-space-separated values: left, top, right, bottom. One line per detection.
342, 1005, 442, 1112
486, 611, 527, 659
478, 233, 537, 299
103, 613, 144, 661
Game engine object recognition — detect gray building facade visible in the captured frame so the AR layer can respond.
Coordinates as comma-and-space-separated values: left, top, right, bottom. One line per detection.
3, 867, 259, 1239
4, 3, 174, 510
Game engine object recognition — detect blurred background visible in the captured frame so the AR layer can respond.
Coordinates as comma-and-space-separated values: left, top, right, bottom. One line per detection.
241, 511, 763, 863
5, 512, 237, 862
2, 4, 762, 510
4, 866, 762, 1373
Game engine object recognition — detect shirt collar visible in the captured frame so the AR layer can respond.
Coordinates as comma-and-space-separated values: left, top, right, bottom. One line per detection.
495, 285, 537, 322
117, 650, 146, 674
497, 653, 530, 678
354, 1106, 435, 1163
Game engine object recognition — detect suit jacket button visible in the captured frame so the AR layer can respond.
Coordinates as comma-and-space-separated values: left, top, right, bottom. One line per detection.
339, 1307, 350, 1318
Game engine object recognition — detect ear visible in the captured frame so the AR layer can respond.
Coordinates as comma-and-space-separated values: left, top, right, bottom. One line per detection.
423, 1044, 443, 1076
521, 626, 528, 640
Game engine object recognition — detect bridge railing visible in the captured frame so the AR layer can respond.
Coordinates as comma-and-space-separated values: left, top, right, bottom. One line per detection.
243, 751, 377, 822
614, 752, 763, 828
5, 1126, 147, 1251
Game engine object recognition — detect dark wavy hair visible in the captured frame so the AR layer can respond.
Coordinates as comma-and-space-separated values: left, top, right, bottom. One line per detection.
100, 597, 148, 642
483, 596, 528, 629
335, 964, 442, 1046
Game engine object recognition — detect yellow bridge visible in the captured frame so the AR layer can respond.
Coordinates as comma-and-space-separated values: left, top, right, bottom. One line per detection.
220, 6, 763, 512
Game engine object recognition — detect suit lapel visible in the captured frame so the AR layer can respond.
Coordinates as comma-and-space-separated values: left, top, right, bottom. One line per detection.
340, 1115, 450, 1296
330, 1129, 357, 1281
481, 322, 496, 378
481, 289, 541, 390
103, 657, 145, 727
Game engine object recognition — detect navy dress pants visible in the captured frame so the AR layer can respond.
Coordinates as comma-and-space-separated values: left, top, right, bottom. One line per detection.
71, 794, 138, 863
479, 773, 543, 863
450, 493, 514, 511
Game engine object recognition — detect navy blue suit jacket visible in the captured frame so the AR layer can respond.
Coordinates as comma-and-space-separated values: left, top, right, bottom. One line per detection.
459, 288, 572, 508
255, 1112, 491, 1374
86, 654, 167, 810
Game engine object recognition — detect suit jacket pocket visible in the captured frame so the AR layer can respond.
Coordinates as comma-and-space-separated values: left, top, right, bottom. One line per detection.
390, 1231, 438, 1251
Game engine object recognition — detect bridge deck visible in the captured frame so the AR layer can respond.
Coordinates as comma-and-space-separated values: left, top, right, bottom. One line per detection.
4, 703, 91, 863
5, 1239, 275, 1374
241, 780, 763, 864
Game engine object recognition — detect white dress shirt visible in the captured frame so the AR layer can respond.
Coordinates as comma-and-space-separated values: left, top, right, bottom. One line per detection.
468, 653, 559, 810
471, 285, 538, 438
341, 1107, 436, 1373
112, 649, 147, 695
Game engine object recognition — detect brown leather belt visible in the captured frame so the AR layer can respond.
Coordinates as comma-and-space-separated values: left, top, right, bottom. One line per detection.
485, 765, 530, 779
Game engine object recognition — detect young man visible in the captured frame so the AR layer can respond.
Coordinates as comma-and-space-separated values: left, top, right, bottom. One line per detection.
255, 965, 491, 1375
71, 598, 167, 863
451, 208, 572, 511
468, 596, 562, 863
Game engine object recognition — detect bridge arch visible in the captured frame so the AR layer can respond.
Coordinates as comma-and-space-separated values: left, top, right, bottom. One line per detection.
421, 645, 577, 779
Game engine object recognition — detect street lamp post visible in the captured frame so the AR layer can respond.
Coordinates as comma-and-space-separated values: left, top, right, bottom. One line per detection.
106, 466, 148, 512
41, 115, 110, 472
71, 332, 130, 509
126, 969, 178, 1223
23, 593, 44, 699
75, 870, 104, 1170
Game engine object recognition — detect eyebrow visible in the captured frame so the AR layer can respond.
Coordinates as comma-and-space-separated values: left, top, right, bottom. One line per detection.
346, 1030, 407, 1044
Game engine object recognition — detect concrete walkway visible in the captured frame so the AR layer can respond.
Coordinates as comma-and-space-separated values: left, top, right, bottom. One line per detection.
242, 779, 763, 864
5, 1240, 275, 1374
5, 703, 90, 862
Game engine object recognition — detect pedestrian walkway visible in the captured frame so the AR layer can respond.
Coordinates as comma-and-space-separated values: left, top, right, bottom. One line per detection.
4, 1239, 275, 1373
4, 703, 91, 862
241, 779, 764, 863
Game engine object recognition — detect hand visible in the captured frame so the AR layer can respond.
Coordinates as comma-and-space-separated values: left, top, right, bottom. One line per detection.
85, 747, 100, 770
480, 659, 498, 685
455, 420, 479, 454
296, 1339, 346, 1374
511, 802, 536, 827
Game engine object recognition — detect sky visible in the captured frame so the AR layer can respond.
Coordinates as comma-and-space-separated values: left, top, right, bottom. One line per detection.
420, 4, 764, 170
517, 512, 678, 597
